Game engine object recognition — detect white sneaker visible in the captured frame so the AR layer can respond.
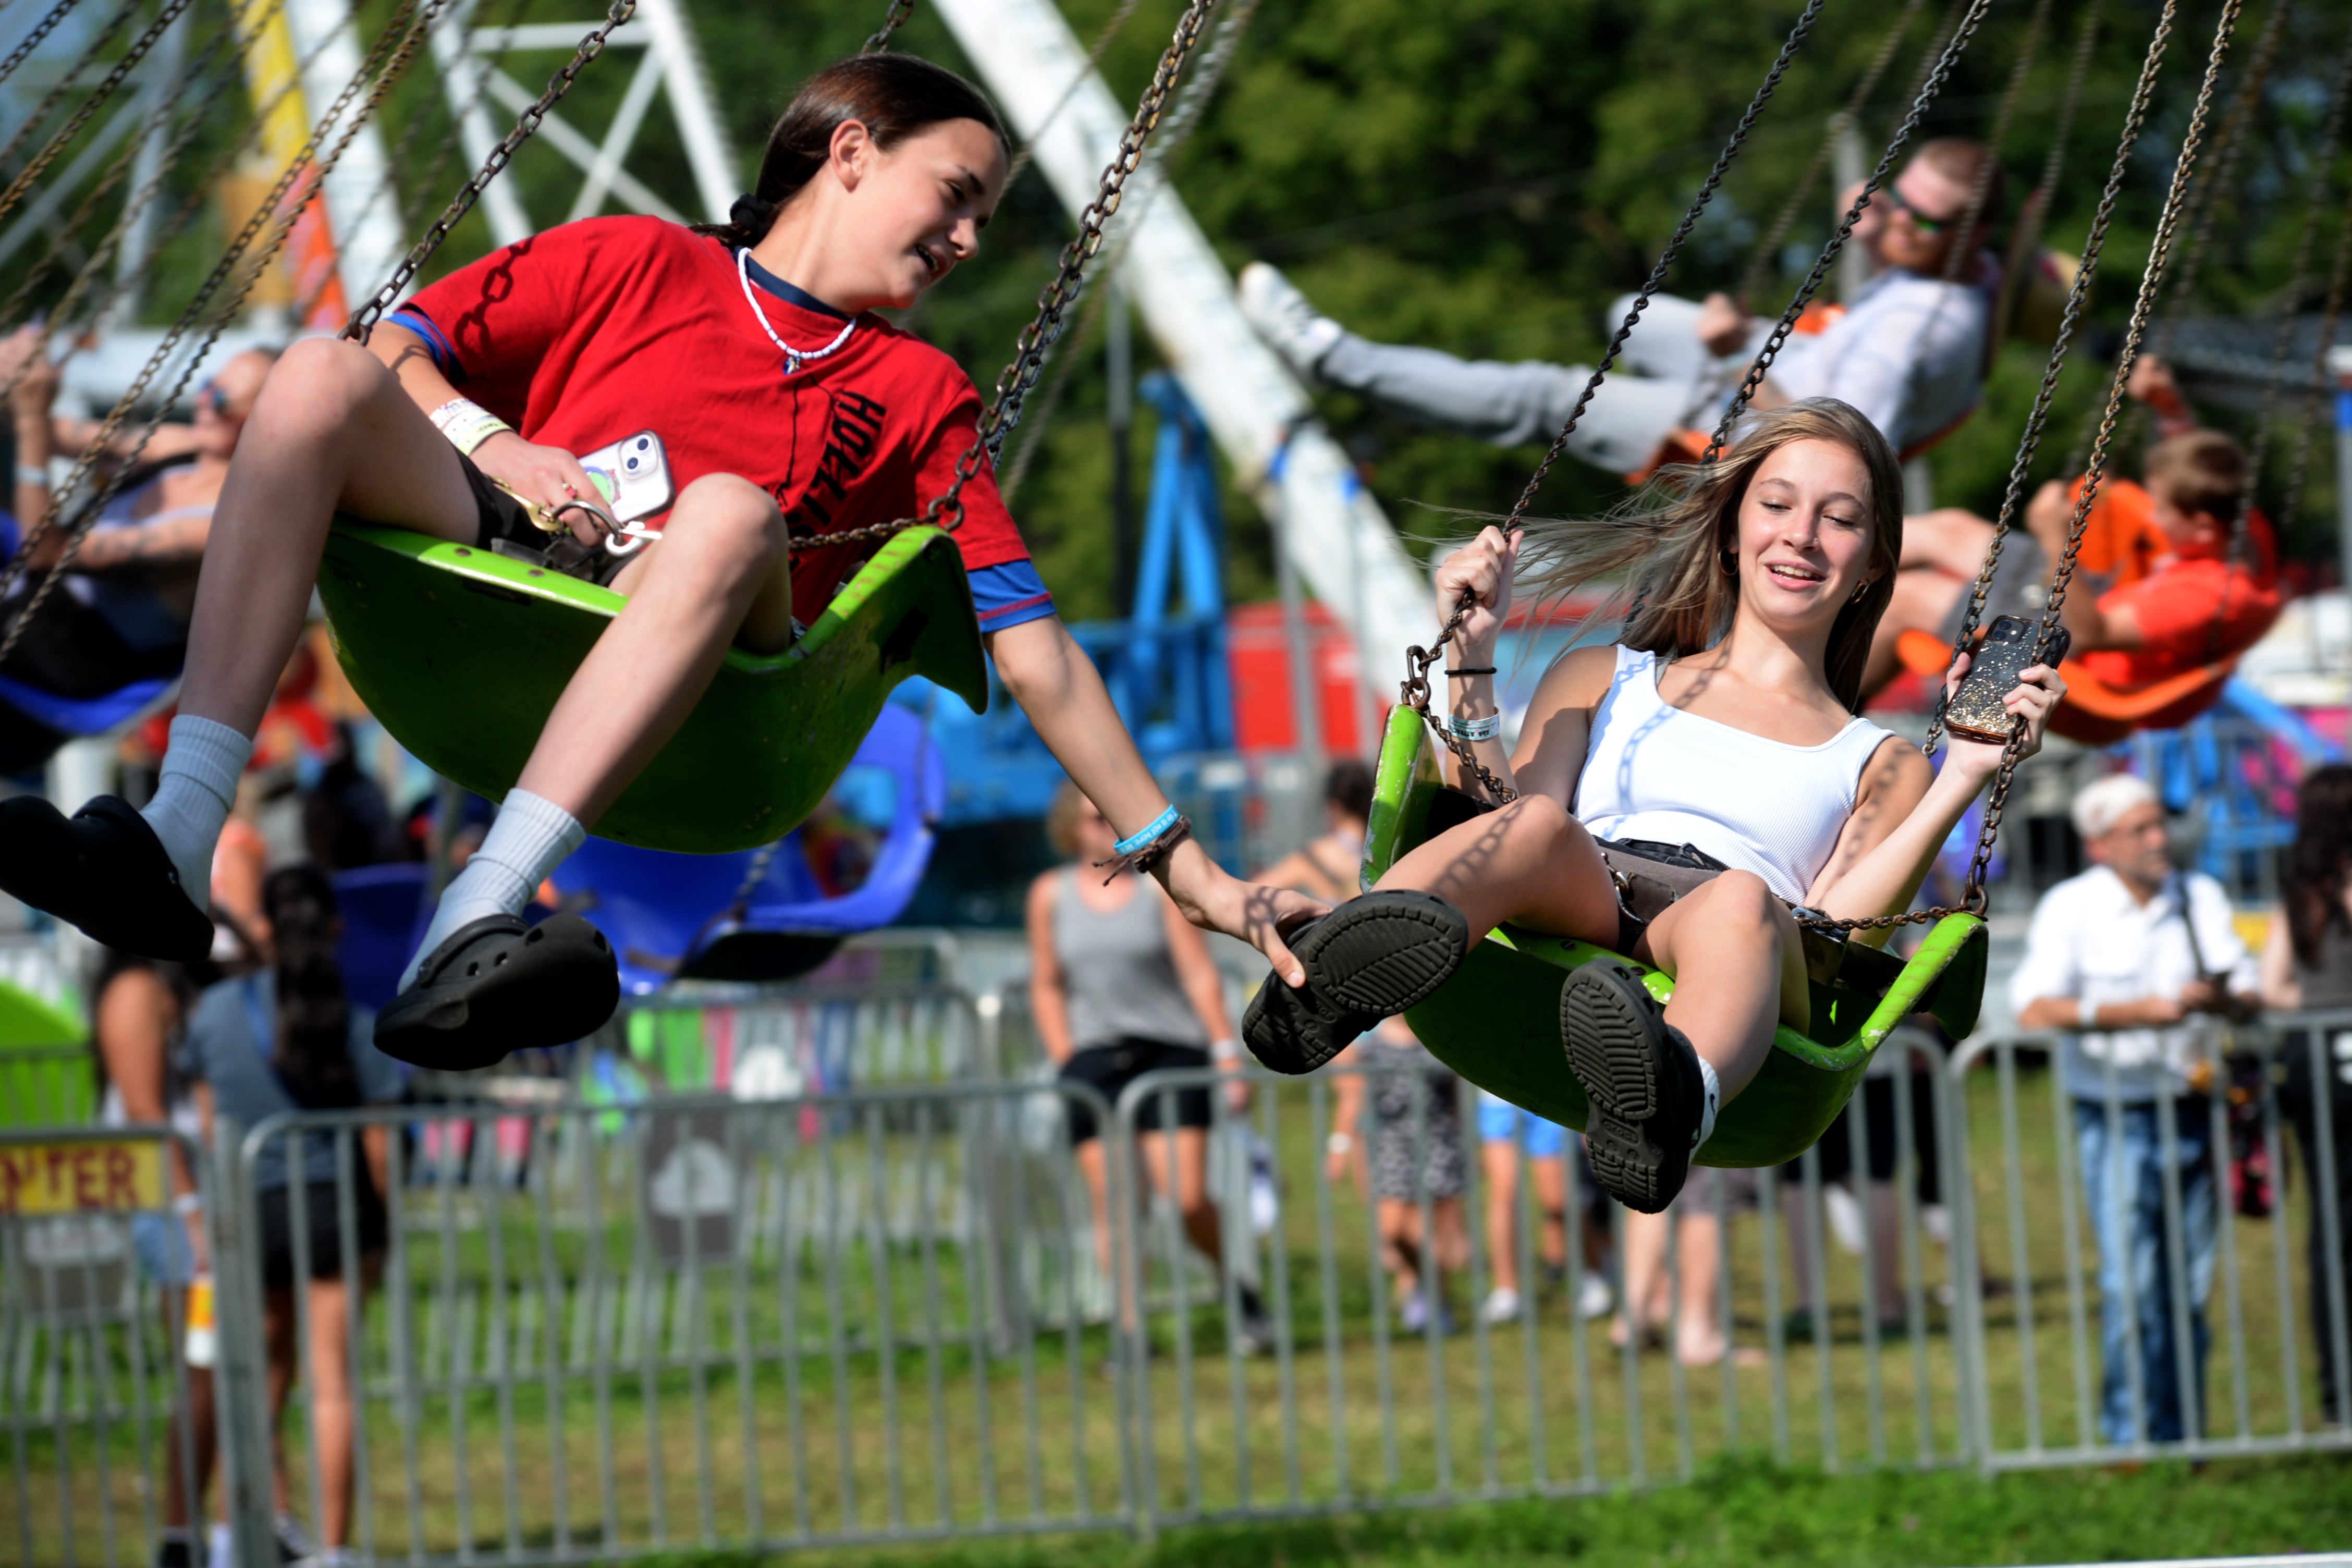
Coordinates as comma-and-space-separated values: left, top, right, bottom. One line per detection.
1576, 1270, 1615, 1321
1479, 1286, 1522, 1326
1237, 262, 1344, 380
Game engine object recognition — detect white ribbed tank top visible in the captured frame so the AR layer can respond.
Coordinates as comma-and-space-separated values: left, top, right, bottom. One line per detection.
1572, 645, 1896, 902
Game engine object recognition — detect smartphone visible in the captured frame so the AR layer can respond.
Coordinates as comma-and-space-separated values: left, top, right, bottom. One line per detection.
578, 430, 673, 526
1944, 614, 2070, 744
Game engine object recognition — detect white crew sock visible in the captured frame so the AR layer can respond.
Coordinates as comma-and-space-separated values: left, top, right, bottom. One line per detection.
1694, 1055, 1722, 1150
140, 716, 252, 908
399, 789, 584, 989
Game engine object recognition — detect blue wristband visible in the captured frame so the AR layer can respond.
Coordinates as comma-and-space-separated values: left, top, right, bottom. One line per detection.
1113, 805, 1182, 857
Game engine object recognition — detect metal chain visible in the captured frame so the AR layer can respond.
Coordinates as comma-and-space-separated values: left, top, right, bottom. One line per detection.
1, 0, 319, 399
1876, 0, 2199, 937
1399, 0, 1829, 808
1705, 0, 1995, 473
2100, 0, 2288, 464
861, 0, 914, 53
0, 0, 451, 662
342, 0, 639, 344
1005, 0, 1147, 188
1942, 0, 2051, 287
0, 0, 253, 338
998, 0, 1263, 500
2277, 100, 2352, 543
1740, 0, 1927, 309
0, 0, 179, 231
2210, 35, 2352, 656
0, 0, 82, 94
789, 0, 1223, 557
1990, 0, 2103, 364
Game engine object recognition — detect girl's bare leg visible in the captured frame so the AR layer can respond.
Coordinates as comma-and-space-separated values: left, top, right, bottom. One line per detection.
180, 339, 479, 733
513, 472, 785, 823
1369, 794, 1619, 947
1640, 871, 1807, 1101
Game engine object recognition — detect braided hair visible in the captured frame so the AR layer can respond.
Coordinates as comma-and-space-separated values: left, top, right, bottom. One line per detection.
261, 865, 359, 1110
694, 53, 1007, 251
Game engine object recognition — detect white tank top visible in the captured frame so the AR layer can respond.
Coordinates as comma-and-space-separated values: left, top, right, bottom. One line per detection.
1572, 645, 1896, 902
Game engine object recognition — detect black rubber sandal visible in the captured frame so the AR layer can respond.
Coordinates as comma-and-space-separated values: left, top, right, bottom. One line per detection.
1242, 970, 1377, 1075
374, 912, 620, 1071
1559, 961, 1705, 1214
1241, 891, 1471, 1075
0, 794, 215, 960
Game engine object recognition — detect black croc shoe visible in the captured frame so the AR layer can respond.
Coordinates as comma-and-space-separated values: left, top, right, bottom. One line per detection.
1241, 891, 1472, 1074
375, 913, 620, 1071
1558, 961, 1706, 1214
0, 794, 214, 960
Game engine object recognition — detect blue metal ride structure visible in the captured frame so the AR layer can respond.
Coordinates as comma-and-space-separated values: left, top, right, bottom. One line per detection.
2128, 678, 2345, 897
898, 372, 1236, 828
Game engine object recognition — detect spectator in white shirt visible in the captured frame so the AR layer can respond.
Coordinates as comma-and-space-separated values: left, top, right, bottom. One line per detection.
2009, 773, 2260, 1446
1235, 140, 1999, 476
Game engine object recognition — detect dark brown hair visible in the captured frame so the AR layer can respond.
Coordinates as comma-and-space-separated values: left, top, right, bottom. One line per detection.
262, 865, 358, 1111
2146, 427, 2248, 525
696, 54, 1008, 251
2285, 764, 2352, 970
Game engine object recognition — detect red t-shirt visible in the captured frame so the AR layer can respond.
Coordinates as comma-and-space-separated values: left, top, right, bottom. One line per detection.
2076, 508, 2282, 689
394, 216, 1031, 627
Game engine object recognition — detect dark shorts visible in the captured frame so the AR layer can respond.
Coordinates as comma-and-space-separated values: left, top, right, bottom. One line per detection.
458, 451, 633, 589
258, 1179, 388, 1291
1056, 1038, 1213, 1145
1783, 1072, 1941, 1199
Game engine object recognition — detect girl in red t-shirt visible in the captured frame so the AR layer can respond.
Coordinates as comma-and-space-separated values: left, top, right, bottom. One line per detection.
0, 54, 1320, 1067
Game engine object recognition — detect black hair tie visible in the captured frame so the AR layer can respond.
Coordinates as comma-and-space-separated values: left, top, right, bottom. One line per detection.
730, 193, 779, 239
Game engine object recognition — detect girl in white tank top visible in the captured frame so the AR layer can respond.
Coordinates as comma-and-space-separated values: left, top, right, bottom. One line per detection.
1242, 400, 2065, 1216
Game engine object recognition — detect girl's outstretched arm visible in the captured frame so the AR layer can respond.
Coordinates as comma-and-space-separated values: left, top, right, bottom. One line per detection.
989, 615, 1326, 984
1805, 659, 2064, 936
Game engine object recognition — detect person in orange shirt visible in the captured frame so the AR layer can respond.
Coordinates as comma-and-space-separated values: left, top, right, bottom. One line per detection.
1865, 359, 2282, 705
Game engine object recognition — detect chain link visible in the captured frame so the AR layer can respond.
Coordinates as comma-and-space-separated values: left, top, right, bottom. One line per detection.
0, 0, 189, 233
1739, 0, 1927, 309
0, 0, 85, 95
0, 0, 452, 664
342, 0, 639, 344
789, 0, 1224, 558
861, 0, 914, 53
1942, 0, 2050, 288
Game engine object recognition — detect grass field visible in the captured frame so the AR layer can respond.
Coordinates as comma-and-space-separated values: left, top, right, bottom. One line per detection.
714, 1453, 2352, 1568
8, 1055, 2350, 1565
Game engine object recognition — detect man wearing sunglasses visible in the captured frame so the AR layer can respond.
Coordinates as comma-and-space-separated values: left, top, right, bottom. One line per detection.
1237, 139, 2001, 480
0, 328, 278, 770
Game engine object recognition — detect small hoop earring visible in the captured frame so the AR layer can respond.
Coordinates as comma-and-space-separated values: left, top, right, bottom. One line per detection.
1719, 550, 1738, 577
1849, 579, 1871, 605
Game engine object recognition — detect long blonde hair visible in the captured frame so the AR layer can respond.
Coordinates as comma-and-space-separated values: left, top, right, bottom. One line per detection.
1511, 398, 1904, 712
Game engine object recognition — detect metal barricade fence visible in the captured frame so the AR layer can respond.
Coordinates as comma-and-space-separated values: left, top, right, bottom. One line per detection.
0, 1123, 268, 1568
217, 1080, 1130, 1565
1948, 1014, 2352, 1471
22, 1014, 2352, 1562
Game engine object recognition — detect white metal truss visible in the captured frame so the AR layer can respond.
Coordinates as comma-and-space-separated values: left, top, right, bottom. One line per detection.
428, 0, 736, 250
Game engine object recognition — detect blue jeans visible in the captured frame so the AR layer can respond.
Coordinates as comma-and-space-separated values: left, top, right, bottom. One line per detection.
2075, 1096, 2217, 1444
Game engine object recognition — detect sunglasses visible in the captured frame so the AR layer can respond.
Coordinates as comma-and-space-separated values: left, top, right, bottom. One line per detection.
1882, 182, 1961, 237
193, 380, 244, 418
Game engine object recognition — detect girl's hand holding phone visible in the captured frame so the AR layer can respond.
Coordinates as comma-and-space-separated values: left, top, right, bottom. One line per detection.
472, 430, 614, 545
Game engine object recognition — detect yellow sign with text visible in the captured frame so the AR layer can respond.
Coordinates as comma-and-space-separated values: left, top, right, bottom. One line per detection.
0, 1140, 168, 1215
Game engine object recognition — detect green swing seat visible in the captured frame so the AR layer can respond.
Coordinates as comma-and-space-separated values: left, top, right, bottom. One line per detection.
1363, 707, 1988, 1168
314, 518, 989, 854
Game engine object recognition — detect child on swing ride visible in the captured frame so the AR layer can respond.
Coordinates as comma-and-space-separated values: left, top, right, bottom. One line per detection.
1242, 399, 2065, 1214
0, 54, 1320, 1068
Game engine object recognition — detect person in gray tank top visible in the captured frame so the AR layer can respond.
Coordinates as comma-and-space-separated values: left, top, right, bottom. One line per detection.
1026, 782, 1270, 1351
2262, 764, 2352, 1419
